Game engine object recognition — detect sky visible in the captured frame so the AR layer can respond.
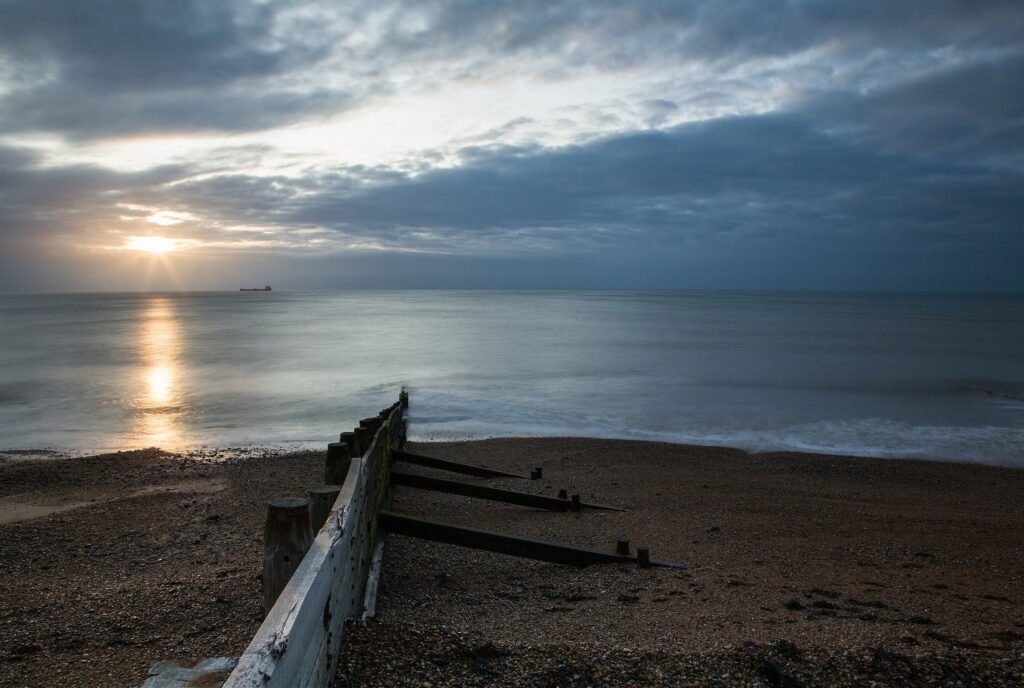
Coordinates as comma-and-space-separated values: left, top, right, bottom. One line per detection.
0, 0, 1022, 292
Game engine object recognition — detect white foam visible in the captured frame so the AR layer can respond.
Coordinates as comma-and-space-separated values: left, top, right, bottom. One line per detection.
407, 389, 1024, 468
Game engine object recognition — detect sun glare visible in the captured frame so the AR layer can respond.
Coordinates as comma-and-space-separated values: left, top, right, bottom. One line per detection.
125, 236, 177, 254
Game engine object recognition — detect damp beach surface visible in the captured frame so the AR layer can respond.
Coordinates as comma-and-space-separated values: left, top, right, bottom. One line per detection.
2, 439, 1023, 687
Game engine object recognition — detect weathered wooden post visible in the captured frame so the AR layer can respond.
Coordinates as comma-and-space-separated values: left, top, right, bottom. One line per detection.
360, 416, 383, 435
262, 498, 314, 614
558, 489, 568, 499
570, 494, 582, 511
340, 431, 361, 457
616, 539, 630, 556
636, 546, 651, 568
324, 442, 351, 485
307, 485, 341, 532
354, 426, 372, 454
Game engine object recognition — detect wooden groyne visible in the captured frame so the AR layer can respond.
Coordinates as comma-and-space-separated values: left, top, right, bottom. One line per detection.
222, 396, 406, 688
142, 389, 682, 687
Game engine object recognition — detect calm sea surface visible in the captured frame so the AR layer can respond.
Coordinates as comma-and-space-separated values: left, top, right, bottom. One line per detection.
1, 291, 1022, 465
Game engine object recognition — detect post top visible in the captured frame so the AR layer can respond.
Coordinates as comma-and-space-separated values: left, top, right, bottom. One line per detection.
309, 484, 341, 494
268, 497, 308, 511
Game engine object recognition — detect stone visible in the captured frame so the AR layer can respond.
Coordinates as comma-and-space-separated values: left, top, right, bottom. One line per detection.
139, 656, 237, 687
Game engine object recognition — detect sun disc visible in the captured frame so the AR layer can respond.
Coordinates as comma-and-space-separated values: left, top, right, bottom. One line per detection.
125, 236, 177, 254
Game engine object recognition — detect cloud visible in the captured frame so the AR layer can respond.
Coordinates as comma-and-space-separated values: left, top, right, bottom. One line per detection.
0, 1, 324, 88
4, 0, 1023, 141
0, 0, 346, 137
0, 86, 354, 140
0, 1, 1022, 291
814, 56, 1024, 166
360, 1, 1024, 71
0, 143, 190, 244
274, 112, 1023, 256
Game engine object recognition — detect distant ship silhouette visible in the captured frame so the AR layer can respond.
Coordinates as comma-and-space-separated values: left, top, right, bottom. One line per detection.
240, 285, 272, 291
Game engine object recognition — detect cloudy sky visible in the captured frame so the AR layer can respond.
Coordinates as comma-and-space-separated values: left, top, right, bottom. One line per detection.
1, 0, 1022, 291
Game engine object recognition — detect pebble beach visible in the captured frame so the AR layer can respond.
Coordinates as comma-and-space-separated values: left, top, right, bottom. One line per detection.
338, 438, 1024, 686
1, 439, 1022, 686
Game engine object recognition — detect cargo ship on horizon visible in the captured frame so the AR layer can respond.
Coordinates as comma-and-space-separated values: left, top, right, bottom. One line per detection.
240, 285, 272, 291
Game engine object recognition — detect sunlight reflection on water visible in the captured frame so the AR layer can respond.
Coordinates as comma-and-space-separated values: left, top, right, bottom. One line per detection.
0, 291, 1022, 464
135, 297, 188, 448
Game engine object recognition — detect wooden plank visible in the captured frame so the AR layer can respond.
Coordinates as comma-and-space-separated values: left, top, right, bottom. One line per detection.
390, 471, 625, 512
223, 402, 404, 688
392, 471, 567, 510
224, 457, 366, 688
360, 540, 386, 621
392, 449, 530, 479
379, 510, 686, 569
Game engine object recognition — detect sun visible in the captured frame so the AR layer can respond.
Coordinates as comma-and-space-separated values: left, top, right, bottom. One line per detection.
124, 236, 177, 254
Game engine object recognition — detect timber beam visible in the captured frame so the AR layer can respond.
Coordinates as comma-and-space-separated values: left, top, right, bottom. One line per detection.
392, 449, 530, 479
390, 470, 625, 512
378, 510, 685, 569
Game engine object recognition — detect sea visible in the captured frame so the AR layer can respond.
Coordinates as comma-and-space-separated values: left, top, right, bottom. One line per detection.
1, 291, 1022, 466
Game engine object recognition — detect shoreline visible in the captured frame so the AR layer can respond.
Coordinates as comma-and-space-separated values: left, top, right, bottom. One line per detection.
1, 438, 1022, 686
5, 432, 1024, 470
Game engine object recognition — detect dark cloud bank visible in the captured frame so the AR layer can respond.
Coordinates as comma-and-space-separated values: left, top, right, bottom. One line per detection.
1, 0, 1023, 291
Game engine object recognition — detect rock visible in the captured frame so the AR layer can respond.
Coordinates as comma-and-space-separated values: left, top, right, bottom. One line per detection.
138, 656, 236, 687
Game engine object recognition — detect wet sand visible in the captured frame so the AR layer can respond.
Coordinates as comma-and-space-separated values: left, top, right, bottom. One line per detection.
1, 440, 1022, 687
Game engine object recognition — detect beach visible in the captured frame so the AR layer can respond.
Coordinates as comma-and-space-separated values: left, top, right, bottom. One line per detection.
0, 447, 320, 687
1, 439, 1022, 686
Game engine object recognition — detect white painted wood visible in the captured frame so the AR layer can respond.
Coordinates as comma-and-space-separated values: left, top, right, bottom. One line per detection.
222, 405, 400, 688
141, 657, 236, 687
360, 539, 386, 621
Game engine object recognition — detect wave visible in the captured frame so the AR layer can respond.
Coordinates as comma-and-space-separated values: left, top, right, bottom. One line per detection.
406, 390, 1024, 468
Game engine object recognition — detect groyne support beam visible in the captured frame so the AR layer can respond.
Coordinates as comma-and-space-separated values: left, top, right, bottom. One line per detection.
390, 470, 624, 512
392, 449, 530, 479
379, 510, 685, 569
